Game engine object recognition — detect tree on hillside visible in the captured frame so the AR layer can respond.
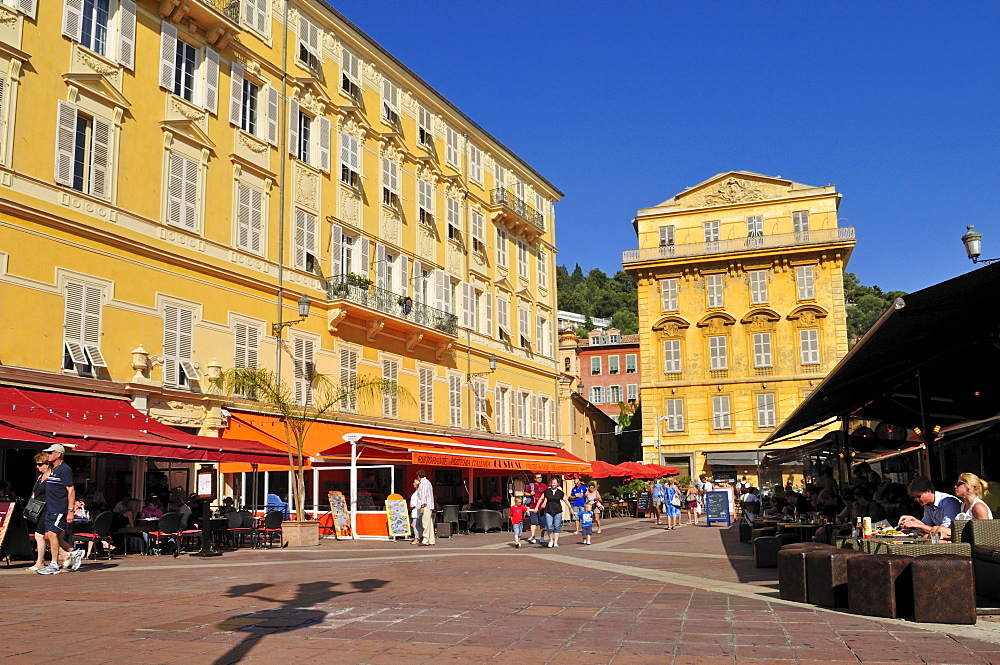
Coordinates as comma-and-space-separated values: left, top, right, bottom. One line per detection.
844, 272, 907, 346
556, 264, 639, 334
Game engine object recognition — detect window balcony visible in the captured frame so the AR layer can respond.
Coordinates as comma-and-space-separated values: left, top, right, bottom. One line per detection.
325, 274, 457, 346
488, 187, 545, 239
160, 0, 240, 49
622, 226, 855, 265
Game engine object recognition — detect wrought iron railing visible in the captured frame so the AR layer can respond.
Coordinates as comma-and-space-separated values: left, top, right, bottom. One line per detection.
622, 227, 856, 264
205, 0, 241, 23
491, 187, 545, 230
326, 274, 457, 336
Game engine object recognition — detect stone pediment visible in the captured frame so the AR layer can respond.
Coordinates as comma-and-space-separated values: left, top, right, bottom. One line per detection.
64, 72, 131, 109
292, 77, 334, 115
161, 119, 215, 151
657, 171, 828, 210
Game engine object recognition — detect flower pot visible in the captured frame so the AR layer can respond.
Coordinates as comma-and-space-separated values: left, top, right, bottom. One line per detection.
282, 520, 320, 547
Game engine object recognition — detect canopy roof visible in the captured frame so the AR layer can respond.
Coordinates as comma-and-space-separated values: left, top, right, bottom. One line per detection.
766, 262, 1000, 444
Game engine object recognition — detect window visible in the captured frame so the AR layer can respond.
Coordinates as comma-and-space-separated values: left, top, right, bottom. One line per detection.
447, 198, 461, 242
417, 105, 433, 148
494, 160, 506, 193
800, 329, 820, 365
626, 354, 637, 373
495, 386, 509, 434
296, 109, 311, 163
608, 385, 622, 403
747, 215, 764, 247
609, 356, 620, 374
709, 336, 727, 370
449, 374, 462, 427
517, 240, 529, 280
481, 291, 493, 337
419, 367, 434, 423
54, 102, 112, 201
609, 332, 621, 343
516, 392, 528, 436
665, 398, 684, 432
518, 306, 531, 349
445, 126, 459, 167
496, 228, 508, 268
497, 297, 511, 342
340, 49, 363, 101
590, 386, 604, 405
417, 179, 434, 225
471, 211, 485, 253
459, 282, 476, 330
339, 347, 358, 412
293, 208, 317, 272
382, 357, 399, 419
239, 78, 259, 135
235, 182, 264, 254
749, 270, 768, 304
796, 265, 815, 300
706, 274, 724, 308
293, 337, 314, 406
340, 132, 360, 187
661, 278, 678, 311
166, 152, 199, 231
537, 249, 548, 289
382, 158, 399, 208
228, 63, 278, 146
163, 303, 196, 388
473, 381, 486, 430
63, 281, 105, 374
63, 0, 136, 69
233, 321, 259, 369
590, 356, 601, 375
298, 16, 321, 70
712, 395, 731, 430
752, 332, 772, 367
659, 225, 674, 247
381, 78, 400, 127
793, 210, 810, 235
627, 384, 638, 403
541, 396, 553, 439
663, 339, 681, 374
564, 357, 571, 372
704, 220, 720, 245
158, 23, 219, 113
469, 143, 482, 183
536, 315, 550, 356
241, 0, 269, 35
757, 393, 776, 428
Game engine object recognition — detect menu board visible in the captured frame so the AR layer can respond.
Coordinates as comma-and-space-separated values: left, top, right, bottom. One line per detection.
634, 491, 652, 517
0, 502, 13, 554
385, 493, 411, 540
705, 490, 732, 527
327, 491, 352, 539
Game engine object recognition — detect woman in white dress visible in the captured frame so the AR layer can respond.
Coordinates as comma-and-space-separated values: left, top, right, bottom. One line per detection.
941, 472, 992, 541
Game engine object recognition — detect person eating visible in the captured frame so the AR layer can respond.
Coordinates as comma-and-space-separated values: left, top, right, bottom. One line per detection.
897, 475, 961, 539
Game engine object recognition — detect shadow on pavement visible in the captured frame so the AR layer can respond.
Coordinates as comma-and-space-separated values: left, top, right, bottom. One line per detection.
717, 523, 780, 585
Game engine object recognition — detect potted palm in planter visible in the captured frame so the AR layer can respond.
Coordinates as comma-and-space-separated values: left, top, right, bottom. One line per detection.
212, 367, 406, 546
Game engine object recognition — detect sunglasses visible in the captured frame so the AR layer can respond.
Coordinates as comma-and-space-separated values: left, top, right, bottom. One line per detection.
35, 463, 46, 467
955, 481, 967, 488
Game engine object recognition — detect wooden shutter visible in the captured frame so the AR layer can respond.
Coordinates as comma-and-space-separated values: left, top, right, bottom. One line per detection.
89, 116, 111, 200
0, 75, 5, 145
330, 224, 343, 276
248, 186, 263, 254
318, 116, 331, 173
433, 270, 445, 311
288, 98, 299, 157
117, 0, 136, 69
293, 337, 314, 405
382, 358, 398, 418
441, 274, 452, 313
484, 292, 493, 337
419, 367, 433, 423
410, 260, 421, 299
159, 22, 177, 90
235, 182, 251, 250
375, 243, 387, 289
449, 374, 462, 427
254, 0, 269, 33
54, 101, 77, 186
535, 315, 543, 353
181, 155, 199, 230
266, 85, 279, 146
162, 304, 179, 386
17, 0, 37, 19
234, 322, 258, 369
293, 208, 310, 270
340, 348, 358, 411
357, 237, 369, 278
62, 0, 83, 41
203, 47, 219, 113
228, 61, 244, 126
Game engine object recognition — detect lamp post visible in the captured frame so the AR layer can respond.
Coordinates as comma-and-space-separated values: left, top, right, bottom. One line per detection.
467, 353, 498, 381
654, 415, 670, 465
961, 226, 1000, 265
271, 294, 311, 337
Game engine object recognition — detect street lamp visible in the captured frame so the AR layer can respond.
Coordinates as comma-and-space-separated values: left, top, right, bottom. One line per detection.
961, 226, 1000, 265
467, 353, 498, 380
271, 294, 311, 337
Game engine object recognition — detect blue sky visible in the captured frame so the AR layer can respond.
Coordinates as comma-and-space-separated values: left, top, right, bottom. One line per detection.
328, 1, 1000, 293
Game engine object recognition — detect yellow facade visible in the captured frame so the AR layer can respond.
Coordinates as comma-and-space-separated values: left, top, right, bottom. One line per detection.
623, 172, 855, 480
0, 2, 561, 447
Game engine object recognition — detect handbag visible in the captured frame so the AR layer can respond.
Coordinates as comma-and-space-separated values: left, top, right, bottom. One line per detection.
669, 492, 681, 508
24, 497, 45, 522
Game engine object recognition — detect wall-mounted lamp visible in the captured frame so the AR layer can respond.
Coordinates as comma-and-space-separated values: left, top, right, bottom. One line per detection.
962, 225, 1000, 265
271, 294, 311, 337
467, 353, 498, 380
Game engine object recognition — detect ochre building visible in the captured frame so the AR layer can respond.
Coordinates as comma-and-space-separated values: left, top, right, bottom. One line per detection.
623, 172, 855, 482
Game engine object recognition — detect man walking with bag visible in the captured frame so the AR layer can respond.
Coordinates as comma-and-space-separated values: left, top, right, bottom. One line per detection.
37, 444, 84, 574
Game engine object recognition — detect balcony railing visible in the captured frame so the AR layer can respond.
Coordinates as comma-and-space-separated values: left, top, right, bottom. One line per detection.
622, 227, 855, 265
491, 187, 545, 231
326, 275, 457, 336
205, 0, 241, 22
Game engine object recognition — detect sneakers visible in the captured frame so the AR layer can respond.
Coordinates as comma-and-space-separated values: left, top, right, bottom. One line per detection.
60, 555, 72, 570
527, 537, 536, 544
547, 540, 555, 548
37, 563, 62, 575
515, 541, 521, 548
553, 543, 559, 547
70, 549, 85, 571
27, 564, 43, 572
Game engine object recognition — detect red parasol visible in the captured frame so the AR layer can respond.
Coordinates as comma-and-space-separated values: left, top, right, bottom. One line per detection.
646, 463, 681, 476
617, 461, 662, 479
585, 460, 631, 478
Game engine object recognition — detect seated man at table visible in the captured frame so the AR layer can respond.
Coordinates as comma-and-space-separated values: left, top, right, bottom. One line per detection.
897, 475, 961, 537
140, 499, 163, 520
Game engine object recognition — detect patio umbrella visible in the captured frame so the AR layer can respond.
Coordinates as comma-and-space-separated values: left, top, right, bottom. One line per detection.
646, 464, 681, 476
586, 460, 631, 478
617, 462, 661, 479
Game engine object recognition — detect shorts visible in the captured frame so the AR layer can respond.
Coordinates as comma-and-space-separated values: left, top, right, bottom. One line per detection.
528, 511, 541, 526
544, 512, 563, 533
43, 511, 66, 534
581, 525, 593, 536
652, 498, 665, 507
512, 523, 523, 537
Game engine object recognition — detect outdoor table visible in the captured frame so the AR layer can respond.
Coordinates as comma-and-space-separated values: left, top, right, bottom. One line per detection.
837, 536, 973, 557
460, 510, 476, 534
777, 522, 822, 543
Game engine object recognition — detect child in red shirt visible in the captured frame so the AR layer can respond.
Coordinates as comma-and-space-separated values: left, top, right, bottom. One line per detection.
509, 495, 529, 548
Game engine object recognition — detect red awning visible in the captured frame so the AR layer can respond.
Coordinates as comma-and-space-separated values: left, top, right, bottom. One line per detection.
0, 386, 287, 464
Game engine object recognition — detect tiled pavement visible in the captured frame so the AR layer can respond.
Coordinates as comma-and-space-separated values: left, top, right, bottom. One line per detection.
2, 519, 1000, 664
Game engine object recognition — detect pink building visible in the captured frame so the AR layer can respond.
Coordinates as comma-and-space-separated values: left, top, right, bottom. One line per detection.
562, 329, 641, 423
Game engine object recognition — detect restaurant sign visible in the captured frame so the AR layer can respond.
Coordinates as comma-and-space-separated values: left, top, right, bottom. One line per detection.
411, 451, 586, 474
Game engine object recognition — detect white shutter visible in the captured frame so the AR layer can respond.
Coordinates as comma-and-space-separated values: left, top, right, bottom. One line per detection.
235, 183, 250, 250
62, 0, 84, 41
159, 22, 177, 90
204, 47, 219, 113
234, 322, 248, 368
318, 116, 331, 173
89, 116, 111, 201
248, 185, 263, 254
117, 0, 137, 70
461, 282, 473, 329
382, 358, 398, 418
535, 315, 543, 353
266, 85, 279, 146
293, 208, 310, 270
398, 255, 408, 295
254, 0, 269, 33
228, 61, 244, 126
410, 261, 421, 299
340, 348, 358, 411
0, 76, 6, 142
288, 98, 299, 157
163, 304, 179, 386
181, 155, 199, 230
433, 270, 445, 311
442, 274, 452, 314
166, 153, 183, 226
484, 292, 493, 337
17, 0, 37, 19
376, 243, 387, 289
54, 101, 77, 186
357, 237, 369, 278
330, 224, 343, 276
419, 368, 433, 423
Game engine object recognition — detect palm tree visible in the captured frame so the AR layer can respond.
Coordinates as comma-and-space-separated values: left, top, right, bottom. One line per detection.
212, 367, 409, 521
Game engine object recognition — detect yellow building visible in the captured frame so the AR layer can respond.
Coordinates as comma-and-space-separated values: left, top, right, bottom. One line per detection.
0, 1, 563, 507
558, 330, 618, 465
623, 172, 855, 483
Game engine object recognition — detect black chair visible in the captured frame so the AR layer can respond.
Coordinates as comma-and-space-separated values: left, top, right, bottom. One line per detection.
260, 511, 283, 548
474, 509, 502, 533
440, 505, 461, 534
73, 511, 115, 560
227, 511, 252, 548
148, 513, 183, 556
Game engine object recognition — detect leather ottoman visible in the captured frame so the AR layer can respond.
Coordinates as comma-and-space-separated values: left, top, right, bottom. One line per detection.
847, 553, 914, 618
436, 521, 453, 538
805, 548, 869, 608
753, 534, 799, 568
778, 543, 835, 602
752, 527, 778, 540
911, 554, 976, 624
739, 521, 753, 543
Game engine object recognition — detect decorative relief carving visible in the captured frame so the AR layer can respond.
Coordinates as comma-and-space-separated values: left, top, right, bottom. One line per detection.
149, 399, 207, 425
295, 167, 319, 212
684, 177, 780, 208
405, 331, 423, 353
380, 208, 400, 245
172, 97, 206, 122
433, 114, 446, 135
400, 89, 418, 112
325, 34, 340, 54
446, 182, 465, 201
447, 244, 462, 275
417, 164, 439, 187
327, 307, 348, 333
338, 115, 366, 140
339, 186, 361, 226
798, 311, 817, 327
366, 318, 385, 341
472, 251, 486, 268
380, 141, 404, 165
706, 318, 726, 335
363, 62, 382, 86
483, 152, 495, 171
0, 4, 16, 26
661, 322, 682, 338
239, 132, 268, 153
418, 224, 435, 260
436, 341, 454, 361
296, 86, 326, 115
79, 51, 119, 76
748, 314, 772, 331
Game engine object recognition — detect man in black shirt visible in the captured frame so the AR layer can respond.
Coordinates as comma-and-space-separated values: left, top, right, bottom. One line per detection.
38, 444, 84, 574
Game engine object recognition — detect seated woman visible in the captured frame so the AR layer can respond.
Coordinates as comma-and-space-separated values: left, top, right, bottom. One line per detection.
940, 473, 992, 541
